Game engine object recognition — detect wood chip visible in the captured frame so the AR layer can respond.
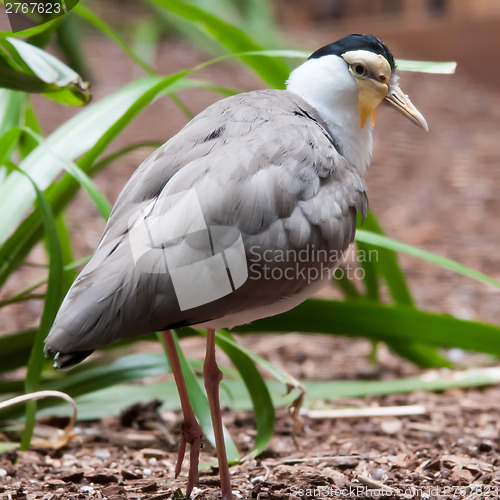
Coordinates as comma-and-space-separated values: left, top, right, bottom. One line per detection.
61, 471, 84, 482
121, 469, 142, 480
86, 473, 119, 484
141, 448, 168, 459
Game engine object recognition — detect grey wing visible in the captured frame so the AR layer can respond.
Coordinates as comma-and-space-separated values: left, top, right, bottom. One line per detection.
45, 90, 367, 363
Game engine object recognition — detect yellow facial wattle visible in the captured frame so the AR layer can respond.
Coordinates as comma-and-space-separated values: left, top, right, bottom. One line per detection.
357, 81, 388, 128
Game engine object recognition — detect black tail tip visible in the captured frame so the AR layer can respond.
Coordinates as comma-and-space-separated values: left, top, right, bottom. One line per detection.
51, 350, 94, 370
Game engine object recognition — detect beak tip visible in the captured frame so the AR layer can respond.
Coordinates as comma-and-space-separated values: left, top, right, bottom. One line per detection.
385, 85, 428, 132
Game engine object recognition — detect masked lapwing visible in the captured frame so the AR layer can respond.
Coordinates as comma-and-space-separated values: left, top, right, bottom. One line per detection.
45, 34, 427, 499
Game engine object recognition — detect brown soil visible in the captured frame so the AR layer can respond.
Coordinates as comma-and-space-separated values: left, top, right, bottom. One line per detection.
1, 12, 500, 500
1, 375, 500, 499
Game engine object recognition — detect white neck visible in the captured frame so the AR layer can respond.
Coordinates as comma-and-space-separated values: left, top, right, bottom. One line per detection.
286, 55, 373, 175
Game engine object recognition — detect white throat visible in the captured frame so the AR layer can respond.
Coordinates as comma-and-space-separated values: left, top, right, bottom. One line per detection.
286, 55, 373, 175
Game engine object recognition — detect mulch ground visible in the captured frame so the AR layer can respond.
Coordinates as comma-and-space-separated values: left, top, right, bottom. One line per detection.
1, 12, 500, 500
1, 380, 500, 499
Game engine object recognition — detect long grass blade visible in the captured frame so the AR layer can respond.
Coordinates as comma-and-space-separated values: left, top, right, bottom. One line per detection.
0, 18, 60, 40
17, 367, 500, 423
74, 4, 155, 76
146, 0, 290, 88
356, 213, 446, 367
201, 49, 457, 75
0, 89, 26, 136
0, 329, 37, 376
55, 13, 90, 80
19, 126, 112, 218
303, 367, 500, 401
358, 213, 413, 305
214, 330, 274, 458
8, 164, 63, 450
233, 299, 500, 357
396, 59, 457, 74
0, 74, 185, 243
356, 230, 500, 289
18, 99, 43, 158
0, 353, 168, 420
54, 214, 77, 294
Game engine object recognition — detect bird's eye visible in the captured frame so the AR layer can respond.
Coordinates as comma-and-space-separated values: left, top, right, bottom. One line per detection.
352, 64, 366, 76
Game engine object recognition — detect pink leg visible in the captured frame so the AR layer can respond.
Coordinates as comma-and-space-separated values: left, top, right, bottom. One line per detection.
161, 330, 201, 497
203, 328, 233, 500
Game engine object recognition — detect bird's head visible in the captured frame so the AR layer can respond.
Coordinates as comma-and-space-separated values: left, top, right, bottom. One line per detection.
286, 34, 427, 172
288, 34, 428, 131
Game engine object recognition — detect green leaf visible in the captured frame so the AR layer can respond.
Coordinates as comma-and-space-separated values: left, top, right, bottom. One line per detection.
355, 229, 500, 289
44, 381, 184, 421
0, 88, 26, 136
355, 213, 446, 367
0, 17, 61, 40
166, 78, 239, 98
233, 0, 281, 48
25, 367, 500, 423
396, 59, 457, 74
0, 329, 36, 375
54, 214, 77, 294
0, 353, 169, 420
0, 74, 176, 244
146, 0, 290, 88
55, 12, 90, 80
208, 49, 457, 75
332, 267, 362, 299
0, 68, 248, 282
0, 143, 158, 288
44, 353, 170, 399
0, 128, 22, 171
19, 99, 43, 158
18, 126, 112, 218
0, 90, 26, 180
0, 37, 89, 104
303, 367, 500, 401
233, 299, 500, 357
33, 129, 112, 218
74, 4, 155, 76
358, 212, 413, 305
7, 164, 64, 449
13, 367, 500, 426
214, 330, 274, 458
133, 16, 162, 67
0, 442, 19, 452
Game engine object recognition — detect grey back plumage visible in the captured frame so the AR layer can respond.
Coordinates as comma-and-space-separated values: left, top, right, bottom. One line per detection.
45, 90, 367, 363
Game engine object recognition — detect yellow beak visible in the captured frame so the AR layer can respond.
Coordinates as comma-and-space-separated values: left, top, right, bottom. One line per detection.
385, 85, 428, 131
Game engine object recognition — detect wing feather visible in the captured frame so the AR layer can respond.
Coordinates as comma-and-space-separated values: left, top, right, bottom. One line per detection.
45, 90, 367, 357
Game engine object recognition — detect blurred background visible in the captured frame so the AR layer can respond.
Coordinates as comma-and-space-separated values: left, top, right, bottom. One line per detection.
2, 0, 499, 341
1, 2, 500, 490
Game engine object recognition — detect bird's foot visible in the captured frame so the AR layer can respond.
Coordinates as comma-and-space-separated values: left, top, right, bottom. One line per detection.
176, 418, 202, 497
